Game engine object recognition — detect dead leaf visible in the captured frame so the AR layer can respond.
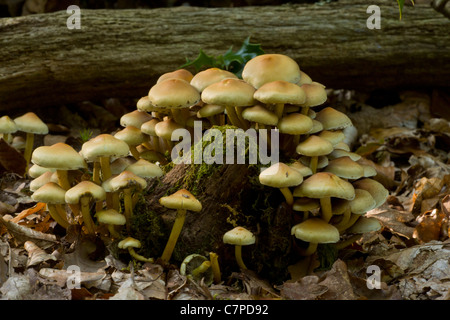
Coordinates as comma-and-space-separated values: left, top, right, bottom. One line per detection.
277, 275, 328, 300
413, 209, 447, 243
366, 204, 415, 239
24, 240, 57, 267
10, 202, 46, 223
317, 259, 357, 300
0, 216, 58, 248
0, 139, 27, 176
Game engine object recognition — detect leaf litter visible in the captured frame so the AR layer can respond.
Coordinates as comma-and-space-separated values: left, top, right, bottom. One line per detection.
1, 89, 450, 300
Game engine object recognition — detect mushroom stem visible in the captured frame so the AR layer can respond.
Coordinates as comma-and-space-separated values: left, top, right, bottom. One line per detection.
191, 261, 211, 278
225, 106, 243, 128
107, 224, 122, 239
274, 103, 285, 119
128, 247, 154, 263
23, 132, 34, 170
235, 107, 249, 129
161, 209, 187, 263
47, 204, 69, 229
298, 242, 318, 256
209, 252, 221, 284
301, 106, 310, 116
339, 213, 360, 232
171, 109, 185, 126
80, 196, 96, 235
99, 156, 112, 181
234, 245, 247, 270
123, 188, 133, 232
56, 170, 71, 190
334, 208, 352, 232
320, 197, 333, 223
129, 146, 140, 161
92, 161, 101, 184
310, 156, 319, 174
279, 187, 294, 206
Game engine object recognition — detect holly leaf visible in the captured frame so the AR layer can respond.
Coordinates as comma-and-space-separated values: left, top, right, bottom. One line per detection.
180, 37, 265, 77
180, 49, 218, 73
224, 37, 265, 77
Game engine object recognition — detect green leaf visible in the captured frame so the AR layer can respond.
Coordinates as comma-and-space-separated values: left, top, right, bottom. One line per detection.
180, 49, 218, 73
180, 37, 265, 77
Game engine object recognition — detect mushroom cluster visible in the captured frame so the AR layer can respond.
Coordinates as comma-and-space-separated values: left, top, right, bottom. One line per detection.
0, 52, 389, 280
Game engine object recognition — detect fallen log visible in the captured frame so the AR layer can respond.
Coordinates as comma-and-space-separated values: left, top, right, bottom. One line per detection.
0, 0, 449, 113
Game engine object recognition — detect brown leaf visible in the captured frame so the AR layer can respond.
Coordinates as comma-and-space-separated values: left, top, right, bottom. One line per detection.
317, 259, 357, 300
366, 204, 415, 239
0, 139, 26, 176
277, 275, 328, 300
413, 209, 447, 243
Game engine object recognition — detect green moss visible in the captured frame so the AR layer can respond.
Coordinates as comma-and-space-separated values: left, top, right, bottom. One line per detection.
129, 194, 168, 259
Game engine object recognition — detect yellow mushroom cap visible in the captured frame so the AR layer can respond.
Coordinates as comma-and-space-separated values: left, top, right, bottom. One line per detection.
148, 78, 200, 110
315, 107, 353, 130
295, 135, 334, 157
157, 69, 194, 84
349, 189, 377, 214
352, 178, 389, 208
242, 54, 301, 89
292, 197, 320, 212
300, 83, 328, 108
120, 110, 153, 128
223, 226, 255, 246
159, 189, 202, 212
201, 78, 256, 107
254, 80, 306, 105
197, 104, 226, 119
32, 142, 86, 170
278, 113, 314, 135
259, 162, 303, 188
109, 170, 147, 191
114, 126, 144, 147
14, 112, 48, 135
190, 67, 238, 92
65, 181, 106, 204
95, 209, 126, 226
118, 237, 142, 249
154, 118, 184, 141
31, 182, 66, 204
293, 172, 355, 200
0, 115, 17, 134
125, 159, 163, 178
140, 119, 160, 137
347, 216, 382, 234
80, 134, 130, 161
323, 156, 365, 180
241, 105, 279, 126
291, 218, 340, 243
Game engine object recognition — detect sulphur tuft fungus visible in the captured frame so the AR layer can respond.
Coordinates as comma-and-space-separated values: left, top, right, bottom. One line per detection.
223, 226, 255, 270
259, 162, 304, 206
159, 189, 202, 263
118, 237, 154, 263
14, 112, 49, 171
291, 218, 340, 256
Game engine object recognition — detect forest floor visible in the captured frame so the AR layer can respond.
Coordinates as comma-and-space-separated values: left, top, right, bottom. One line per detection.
0, 88, 449, 300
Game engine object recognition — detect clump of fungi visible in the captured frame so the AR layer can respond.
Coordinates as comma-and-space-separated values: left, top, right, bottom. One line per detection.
1, 51, 390, 283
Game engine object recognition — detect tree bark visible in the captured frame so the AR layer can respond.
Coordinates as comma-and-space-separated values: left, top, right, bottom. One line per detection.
0, 0, 449, 112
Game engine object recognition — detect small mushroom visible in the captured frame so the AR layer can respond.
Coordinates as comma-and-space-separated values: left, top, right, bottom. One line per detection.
65, 180, 106, 235
31, 182, 69, 229
259, 162, 303, 206
14, 112, 49, 170
159, 189, 202, 263
118, 237, 154, 263
223, 226, 255, 270
291, 218, 340, 256
95, 208, 126, 239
